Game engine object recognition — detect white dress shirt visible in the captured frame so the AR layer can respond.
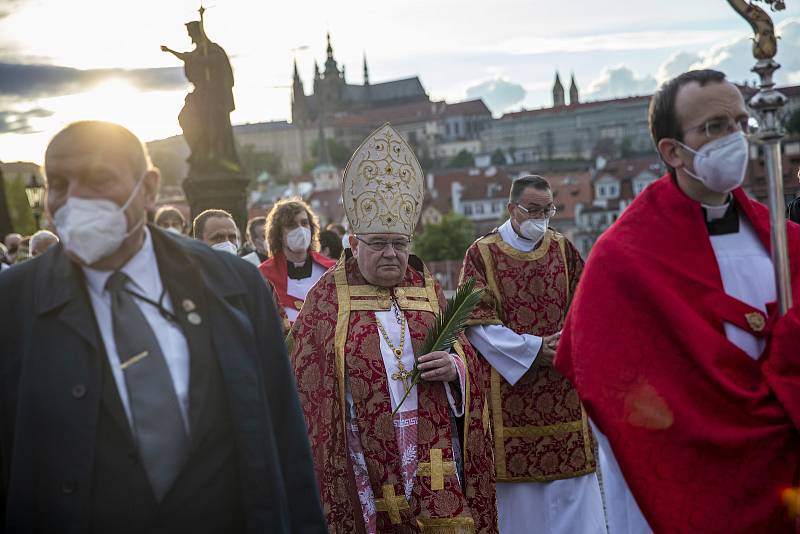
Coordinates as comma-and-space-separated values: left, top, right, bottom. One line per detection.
466, 219, 543, 385
82, 227, 191, 432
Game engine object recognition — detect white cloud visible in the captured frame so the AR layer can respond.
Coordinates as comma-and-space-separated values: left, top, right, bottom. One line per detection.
656, 51, 701, 84
590, 18, 800, 100
465, 78, 526, 115
585, 65, 657, 100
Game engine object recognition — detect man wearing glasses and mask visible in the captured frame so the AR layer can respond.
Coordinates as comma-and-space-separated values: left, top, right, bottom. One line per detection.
460, 176, 605, 534
291, 123, 498, 533
556, 70, 800, 533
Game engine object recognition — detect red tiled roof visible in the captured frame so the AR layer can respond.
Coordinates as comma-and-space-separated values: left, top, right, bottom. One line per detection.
441, 99, 491, 117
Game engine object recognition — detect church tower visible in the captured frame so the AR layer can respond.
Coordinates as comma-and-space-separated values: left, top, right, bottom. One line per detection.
569, 74, 579, 106
321, 32, 344, 112
363, 52, 370, 86
291, 58, 308, 124
553, 71, 565, 107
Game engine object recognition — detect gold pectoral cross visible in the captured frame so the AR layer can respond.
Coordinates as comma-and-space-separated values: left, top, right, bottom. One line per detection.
375, 484, 409, 525
391, 368, 411, 389
417, 448, 457, 491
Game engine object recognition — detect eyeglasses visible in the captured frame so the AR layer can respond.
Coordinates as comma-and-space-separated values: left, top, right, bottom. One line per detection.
515, 203, 557, 218
355, 236, 412, 253
685, 117, 751, 139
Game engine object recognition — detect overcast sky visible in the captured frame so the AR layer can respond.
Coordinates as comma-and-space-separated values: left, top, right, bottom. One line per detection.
1, 0, 798, 164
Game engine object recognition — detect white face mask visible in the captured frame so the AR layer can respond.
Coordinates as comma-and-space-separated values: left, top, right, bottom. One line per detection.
53, 174, 146, 265
164, 226, 183, 235
211, 240, 239, 255
677, 131, 749, 193
519, 218, 548, 242
286, 226, 311, 252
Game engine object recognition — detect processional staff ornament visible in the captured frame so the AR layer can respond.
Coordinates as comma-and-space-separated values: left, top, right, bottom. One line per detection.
726, 0, 792, 314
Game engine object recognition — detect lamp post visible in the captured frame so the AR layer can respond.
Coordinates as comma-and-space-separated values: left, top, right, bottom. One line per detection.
25, 173, 45, 231
727, 0, 790, 314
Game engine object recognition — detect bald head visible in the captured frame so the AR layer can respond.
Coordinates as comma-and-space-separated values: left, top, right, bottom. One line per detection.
30, 230, 59, 257
46, 121, 150, 180
44, 120, 160, 270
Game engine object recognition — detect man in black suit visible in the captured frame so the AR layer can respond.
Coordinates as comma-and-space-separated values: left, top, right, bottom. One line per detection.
0, 121, 326, 533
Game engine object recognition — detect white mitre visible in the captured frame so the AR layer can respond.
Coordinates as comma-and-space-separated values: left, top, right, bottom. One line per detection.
342, 123, 424, 236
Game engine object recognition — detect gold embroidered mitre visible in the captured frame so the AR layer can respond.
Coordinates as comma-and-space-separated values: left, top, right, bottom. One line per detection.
342, 123, 424, 236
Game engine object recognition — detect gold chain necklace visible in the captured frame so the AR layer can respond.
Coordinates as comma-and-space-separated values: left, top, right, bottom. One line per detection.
375, 298, 410, 388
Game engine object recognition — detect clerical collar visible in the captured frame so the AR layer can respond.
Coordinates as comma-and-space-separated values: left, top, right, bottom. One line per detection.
702, 196, 740, 235
498, 219, 541, 253
287, 256, 313, 280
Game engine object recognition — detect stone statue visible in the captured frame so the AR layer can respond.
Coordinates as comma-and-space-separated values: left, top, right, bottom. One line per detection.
161, 11, 241, 173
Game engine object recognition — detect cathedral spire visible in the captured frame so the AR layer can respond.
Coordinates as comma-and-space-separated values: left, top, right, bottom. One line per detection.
326, 32, 334, 59
553, 71, 565, 107
314, 60, 320, 79
363, 51, 370, 86
569, 73, 579, 106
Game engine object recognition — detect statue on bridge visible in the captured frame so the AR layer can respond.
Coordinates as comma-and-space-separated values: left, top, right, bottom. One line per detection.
161, 8, 241, 174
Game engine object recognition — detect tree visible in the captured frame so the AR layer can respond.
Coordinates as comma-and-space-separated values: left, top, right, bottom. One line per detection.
149, 149, 187, 187
310, 137, 354, 168
414, 212, 475, 262
4, 175, 35, 235
490, 148, 507, 166
238, 144, 283, 184
448, 149, 475, 169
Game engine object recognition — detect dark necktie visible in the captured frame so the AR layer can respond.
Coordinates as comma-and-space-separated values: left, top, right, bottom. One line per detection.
106, 271, 188, 501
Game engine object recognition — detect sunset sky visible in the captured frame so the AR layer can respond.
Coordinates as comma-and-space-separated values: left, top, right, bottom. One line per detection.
1, 0, 798, 164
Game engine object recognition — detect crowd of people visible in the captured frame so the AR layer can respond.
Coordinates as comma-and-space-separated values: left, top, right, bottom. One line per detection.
2, 68, 800, 534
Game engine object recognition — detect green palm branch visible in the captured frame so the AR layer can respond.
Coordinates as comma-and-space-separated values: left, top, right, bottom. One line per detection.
391, 277, 483, 415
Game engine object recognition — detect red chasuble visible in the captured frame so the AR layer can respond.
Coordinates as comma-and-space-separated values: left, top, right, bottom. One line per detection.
258, 250, 336, 312
461, 228, 595, 482
555, 174, 800, 533
291, 255, 498, 533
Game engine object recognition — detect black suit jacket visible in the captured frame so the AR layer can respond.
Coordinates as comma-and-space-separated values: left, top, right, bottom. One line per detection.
0, 226, 326, 533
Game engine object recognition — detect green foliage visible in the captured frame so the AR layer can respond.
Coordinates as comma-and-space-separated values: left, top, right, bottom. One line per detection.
392, 277, 483, 414
149, 149, 186, 187
413, 212, 475, 262
490, 148, 507, 165
5, 176, 35, 235
448, 149, 475, 168
310, 137, 354, 168
238, 144, 283, 184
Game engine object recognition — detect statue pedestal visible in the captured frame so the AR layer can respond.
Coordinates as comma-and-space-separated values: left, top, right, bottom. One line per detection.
182, 170, 250, 236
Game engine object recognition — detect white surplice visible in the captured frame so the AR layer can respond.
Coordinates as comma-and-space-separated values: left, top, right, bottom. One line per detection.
345, 301, 466, 534
595, 207, 775, 534
466, 219, 606, 534
285, 261, 327, 321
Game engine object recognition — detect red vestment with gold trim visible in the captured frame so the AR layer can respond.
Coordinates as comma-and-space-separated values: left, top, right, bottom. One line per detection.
291, 255, 497, 533
461, 228, 595, 482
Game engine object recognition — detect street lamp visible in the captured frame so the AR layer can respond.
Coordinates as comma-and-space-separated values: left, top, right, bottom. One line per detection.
25, 173, 45, 230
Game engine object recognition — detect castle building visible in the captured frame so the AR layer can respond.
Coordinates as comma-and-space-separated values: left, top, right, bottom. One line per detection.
291, 33, 430, 124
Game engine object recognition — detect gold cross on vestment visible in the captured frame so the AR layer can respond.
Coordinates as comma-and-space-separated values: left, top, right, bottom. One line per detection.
375, 484, 409, 525
391, 368, 411, 389
417, 448, 456, 491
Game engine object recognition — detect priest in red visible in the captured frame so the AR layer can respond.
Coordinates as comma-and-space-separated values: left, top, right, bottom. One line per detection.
555, 69, 800, 533
258, 198, 336, 325
291, 123, 498, 533
460, 175, 604, 534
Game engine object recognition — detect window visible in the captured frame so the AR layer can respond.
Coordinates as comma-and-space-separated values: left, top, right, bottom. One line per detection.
463, 204, 473, 216
475, 203, 485, 215
599, 185, 607, 197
